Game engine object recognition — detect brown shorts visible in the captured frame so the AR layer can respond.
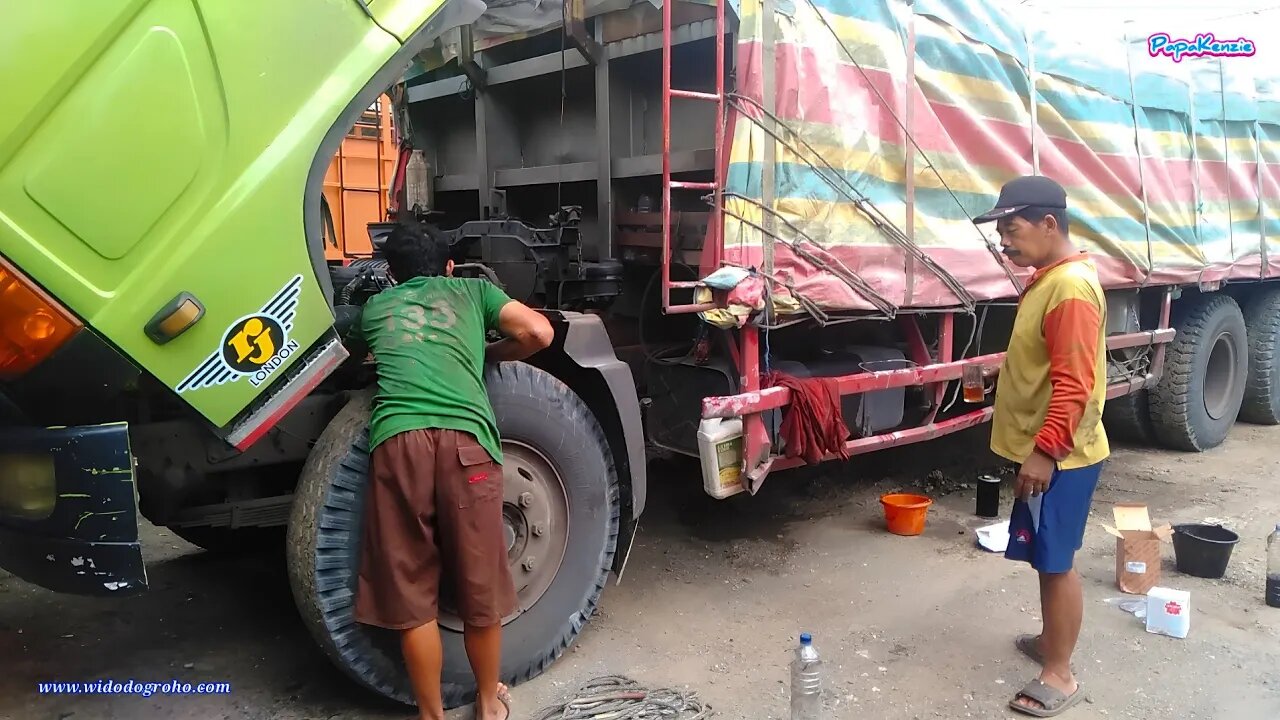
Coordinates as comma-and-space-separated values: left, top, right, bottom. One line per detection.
353, 427, 517, 630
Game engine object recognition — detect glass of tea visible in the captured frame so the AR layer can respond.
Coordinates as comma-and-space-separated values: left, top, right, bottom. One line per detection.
962, 365, 987, 403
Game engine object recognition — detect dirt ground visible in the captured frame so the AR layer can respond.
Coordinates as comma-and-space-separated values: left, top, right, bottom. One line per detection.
2, 422, 1278, 720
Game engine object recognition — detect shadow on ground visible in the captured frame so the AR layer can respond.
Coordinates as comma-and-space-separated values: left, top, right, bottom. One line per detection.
0, 425, 1006, 719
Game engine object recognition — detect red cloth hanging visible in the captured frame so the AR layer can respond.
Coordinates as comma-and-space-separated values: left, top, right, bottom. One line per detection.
762, 370, 851, 464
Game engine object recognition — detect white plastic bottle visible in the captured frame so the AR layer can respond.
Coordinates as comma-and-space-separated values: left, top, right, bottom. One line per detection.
1267, 523, 1280, 609
696, 417, 744, 499
790, 632, 822, 720
404, 149, 433, 213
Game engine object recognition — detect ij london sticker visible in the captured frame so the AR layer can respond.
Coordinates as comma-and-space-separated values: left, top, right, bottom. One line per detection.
176, 275, 303, 394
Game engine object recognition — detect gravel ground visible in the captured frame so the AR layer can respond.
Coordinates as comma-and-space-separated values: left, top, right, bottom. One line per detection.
1, 422, 1278, 720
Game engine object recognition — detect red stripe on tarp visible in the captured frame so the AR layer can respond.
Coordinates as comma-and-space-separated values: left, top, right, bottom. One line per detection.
1229, 255, 1264, 281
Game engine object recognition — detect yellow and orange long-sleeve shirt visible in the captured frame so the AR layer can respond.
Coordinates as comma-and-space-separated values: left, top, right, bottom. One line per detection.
990, 253, 1110, 470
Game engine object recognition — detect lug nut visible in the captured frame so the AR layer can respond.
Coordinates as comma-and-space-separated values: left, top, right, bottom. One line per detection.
532, 523, 545, 537
519, 492, 534, 508
523, 557, 536, 572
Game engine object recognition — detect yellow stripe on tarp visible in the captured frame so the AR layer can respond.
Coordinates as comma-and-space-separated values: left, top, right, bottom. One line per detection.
1144, 131, 1193, 160
1035, 114, 1136, 156
731, 126, 1201, 227
1160, 129, 1280, 160
721, 192, 1208, 263
1194, 135, 1265, 159
730, 119, 1003, 193
915, 71, 1031, 128
738, 0, 909, 77
916, 65, 1022, 109
729, 109, 1276, 229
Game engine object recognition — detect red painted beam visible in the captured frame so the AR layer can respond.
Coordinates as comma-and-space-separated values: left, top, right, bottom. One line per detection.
702, 329, 1174, 419
1150, 288, 1174, 379
1107, 328, 1175, 351
767, 375, 1157, 472
1106, 375, 1154, 399
770, 406, 995, 471
702, 351, 1005, 418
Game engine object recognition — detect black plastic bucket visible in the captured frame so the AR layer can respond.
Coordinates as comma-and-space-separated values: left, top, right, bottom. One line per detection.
1172, 523, 1240, 579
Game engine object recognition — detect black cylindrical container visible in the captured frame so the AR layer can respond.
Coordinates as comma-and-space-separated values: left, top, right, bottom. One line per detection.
976, 474, 1001, 518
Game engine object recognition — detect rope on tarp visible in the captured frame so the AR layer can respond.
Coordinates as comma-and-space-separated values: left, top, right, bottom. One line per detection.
530, 675, 714, 720
726, 92, 977, 312
796, 0, 1025, 297
720, 190, 898, 317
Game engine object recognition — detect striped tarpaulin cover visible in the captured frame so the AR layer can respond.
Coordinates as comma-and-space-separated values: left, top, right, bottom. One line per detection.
719, 0, 1280, 312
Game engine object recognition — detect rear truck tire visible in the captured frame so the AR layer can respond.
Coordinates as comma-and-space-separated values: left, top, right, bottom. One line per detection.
1149, 293, 1249, 451
286, 362, 621, 709
169, 525, 285, 554
1102, 388, 1156, 445
1238, 286, 1280, 424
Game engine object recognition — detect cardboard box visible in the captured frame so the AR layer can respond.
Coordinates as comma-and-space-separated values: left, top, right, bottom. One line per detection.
1102, 503, 1173, 594
1145, 586, 1191, 639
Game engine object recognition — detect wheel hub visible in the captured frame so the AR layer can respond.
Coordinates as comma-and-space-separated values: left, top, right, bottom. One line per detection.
1203, 331, 1239, 420
438, 440, 568, 631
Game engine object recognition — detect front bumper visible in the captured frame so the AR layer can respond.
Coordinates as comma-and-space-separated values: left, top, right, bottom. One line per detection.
0, 422, 146, 596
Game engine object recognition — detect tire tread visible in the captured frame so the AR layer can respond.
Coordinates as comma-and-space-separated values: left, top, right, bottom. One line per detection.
1102, 388, 1155, 445
1149, 293, 1247, 451
1239, 287, 1280, 424
286, 362, 621, 709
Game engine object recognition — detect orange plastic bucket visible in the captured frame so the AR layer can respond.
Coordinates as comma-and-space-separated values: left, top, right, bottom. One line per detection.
880, 493, 934, 536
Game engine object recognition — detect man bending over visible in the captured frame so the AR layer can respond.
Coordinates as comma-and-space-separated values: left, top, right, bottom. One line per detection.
350, 219, 553, 720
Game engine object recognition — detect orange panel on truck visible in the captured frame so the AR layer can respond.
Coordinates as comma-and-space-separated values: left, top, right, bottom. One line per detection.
323, 95, 396, 261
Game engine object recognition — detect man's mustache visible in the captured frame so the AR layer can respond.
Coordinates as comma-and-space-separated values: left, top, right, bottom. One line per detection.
1002, 247, 1021, 257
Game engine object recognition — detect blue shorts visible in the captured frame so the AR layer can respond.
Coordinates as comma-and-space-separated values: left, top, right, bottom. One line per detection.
1005, 462, 1104, 574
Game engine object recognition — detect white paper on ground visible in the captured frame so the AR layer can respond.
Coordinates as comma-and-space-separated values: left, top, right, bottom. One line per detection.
1104, 596, 1148, 620
976, 520, 1011, 553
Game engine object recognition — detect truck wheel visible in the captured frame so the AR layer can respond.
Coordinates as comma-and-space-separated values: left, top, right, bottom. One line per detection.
286, 363, 620, 709
1149, 293, 1248, 451
1102, 388, 1155, 445
1239, 287, 1280, 424
169, 526, 284, 554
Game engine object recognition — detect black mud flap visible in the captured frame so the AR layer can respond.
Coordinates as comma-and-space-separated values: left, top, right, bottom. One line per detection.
0, 422, 146, 596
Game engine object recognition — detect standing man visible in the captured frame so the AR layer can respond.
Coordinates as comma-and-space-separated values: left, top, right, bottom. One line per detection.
974, 175, 1108, 718
348, 219, 554, 720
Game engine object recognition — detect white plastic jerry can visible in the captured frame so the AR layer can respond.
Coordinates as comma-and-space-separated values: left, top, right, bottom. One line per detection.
697, 417, 745, 499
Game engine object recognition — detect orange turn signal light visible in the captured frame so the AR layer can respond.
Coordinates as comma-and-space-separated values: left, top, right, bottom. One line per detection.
0, 256, 81, 380
144, 291, 204, 345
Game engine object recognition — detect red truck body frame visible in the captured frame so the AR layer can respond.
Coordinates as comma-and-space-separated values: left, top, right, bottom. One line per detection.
696, 291, 1174, 490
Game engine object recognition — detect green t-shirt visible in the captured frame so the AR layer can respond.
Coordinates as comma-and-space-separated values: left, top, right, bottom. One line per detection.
353, 275, 513, 463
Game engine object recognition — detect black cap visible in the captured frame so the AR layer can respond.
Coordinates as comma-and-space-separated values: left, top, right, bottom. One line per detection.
973, 175, 1067, 224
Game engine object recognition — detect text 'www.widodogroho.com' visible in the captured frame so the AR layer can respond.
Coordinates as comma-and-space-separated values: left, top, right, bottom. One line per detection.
38, 680, 232, 697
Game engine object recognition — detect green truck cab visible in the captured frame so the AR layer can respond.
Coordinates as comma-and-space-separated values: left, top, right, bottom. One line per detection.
1, 0, 649, 709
